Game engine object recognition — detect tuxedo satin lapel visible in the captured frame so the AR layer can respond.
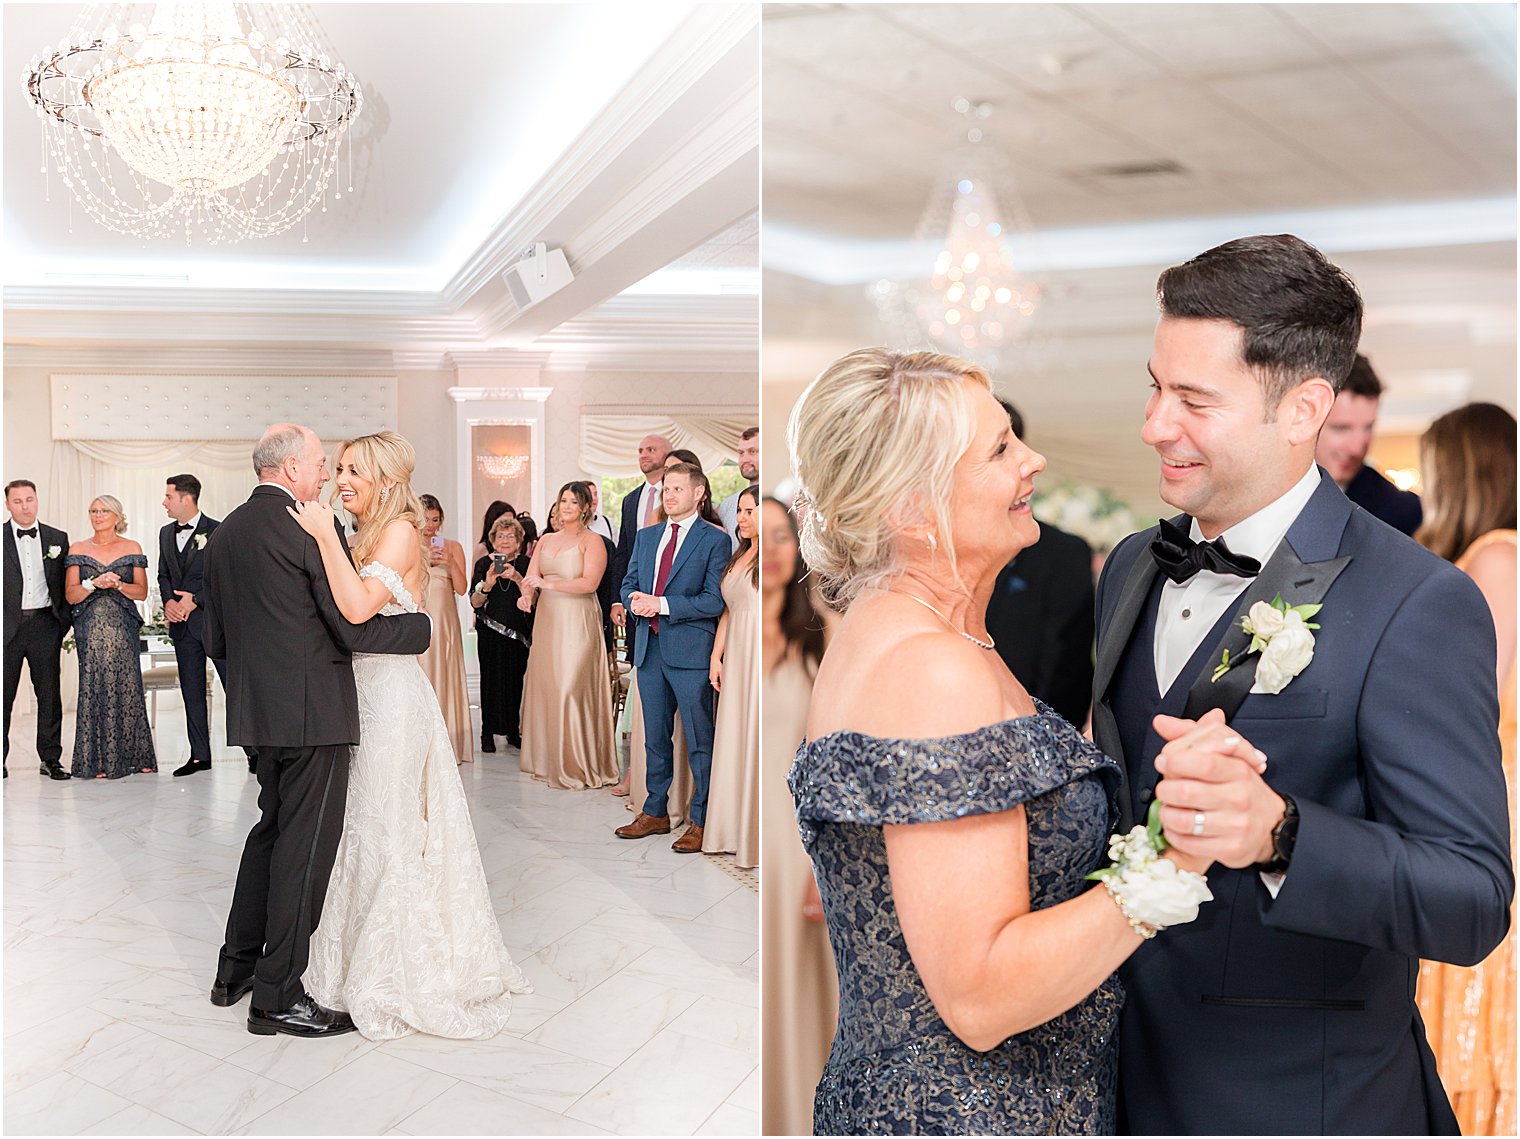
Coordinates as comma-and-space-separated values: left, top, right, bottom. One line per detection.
4, 522, 19, 572
1181, 541, 1352, 722
1095, 531, 1163, 705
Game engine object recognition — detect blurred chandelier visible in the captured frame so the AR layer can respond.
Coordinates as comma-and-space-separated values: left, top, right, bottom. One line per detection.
23, 3, 362, 244
477, 454, 530, 483
874, 107, 1042, 366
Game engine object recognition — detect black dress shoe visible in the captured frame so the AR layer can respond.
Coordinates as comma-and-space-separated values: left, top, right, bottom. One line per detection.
480, 732, 496, 753
506, 733, 522, 750
210, 975, 254, 1006
174, 757, 213, 777
40, 762, 71, 780
247, 757, 258, 775
248, 995, 357, 1037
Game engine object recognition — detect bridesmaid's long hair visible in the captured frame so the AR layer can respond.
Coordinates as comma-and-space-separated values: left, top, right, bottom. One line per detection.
766, 496, 825, 674
478, 500, 515, 548
1416, 402, 1517, 562
333, 431, 426, 571
723, 484, 760, 589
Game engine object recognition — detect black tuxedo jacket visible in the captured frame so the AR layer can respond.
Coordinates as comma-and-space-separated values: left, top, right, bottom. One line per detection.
1094, 471, 1511, 1134
985, 521, 1093, 727
1345, 462, 1423, 536
4, 520, 71, 644
612, 481, 658, 600
595, 533, 618, 651
203, 485, 431, 748
158, 514, 219, 642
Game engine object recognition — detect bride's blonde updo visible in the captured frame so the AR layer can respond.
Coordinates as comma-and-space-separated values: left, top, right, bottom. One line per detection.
787, 347, 991, 611
333, 430, 426, 570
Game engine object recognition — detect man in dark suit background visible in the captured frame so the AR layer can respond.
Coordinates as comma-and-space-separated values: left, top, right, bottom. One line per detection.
609, 433, 671, 628
1095, 235, 1511, 1133
158, 472, 257, 777
985, 401, 1094, 728
1314, 352, 1423, 535
204, 424, 431, 1037
3, 479, 71, 780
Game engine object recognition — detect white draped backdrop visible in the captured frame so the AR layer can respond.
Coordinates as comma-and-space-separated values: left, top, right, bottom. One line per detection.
579, 409, 755, 476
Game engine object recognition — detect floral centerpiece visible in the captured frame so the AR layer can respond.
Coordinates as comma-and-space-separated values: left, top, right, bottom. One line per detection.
1032, 479, 1143, 555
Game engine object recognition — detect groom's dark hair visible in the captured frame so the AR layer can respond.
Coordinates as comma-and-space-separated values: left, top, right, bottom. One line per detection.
1157, 234, 1362, 414
166, 473, 201, 503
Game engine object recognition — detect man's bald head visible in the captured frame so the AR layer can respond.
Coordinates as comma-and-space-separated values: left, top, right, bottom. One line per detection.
638, 434, 672, 478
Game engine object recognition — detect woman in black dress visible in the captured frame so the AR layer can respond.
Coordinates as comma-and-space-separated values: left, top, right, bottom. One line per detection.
470, 513, 532, 752
64, 495, 157, 779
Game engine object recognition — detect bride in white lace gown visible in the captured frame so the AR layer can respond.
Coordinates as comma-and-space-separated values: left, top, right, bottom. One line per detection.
289, 431, 529, 1040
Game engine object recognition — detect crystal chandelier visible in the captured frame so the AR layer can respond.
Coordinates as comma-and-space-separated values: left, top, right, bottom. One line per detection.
477, 454, 530, 483
873, 109, 1043, 368
24, 3, 362, 244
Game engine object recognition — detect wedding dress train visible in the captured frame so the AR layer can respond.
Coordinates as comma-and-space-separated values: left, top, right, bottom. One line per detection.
306, 561, 530, 1040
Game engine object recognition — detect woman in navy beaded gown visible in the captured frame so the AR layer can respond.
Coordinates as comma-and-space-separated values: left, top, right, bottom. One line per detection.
785, 350, 1236, 1135
64, 496, 157, 779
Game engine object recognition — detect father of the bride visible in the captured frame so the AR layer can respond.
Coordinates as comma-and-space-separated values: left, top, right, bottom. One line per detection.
1094, 234, 1513, 1134
204, 424, 431, 1037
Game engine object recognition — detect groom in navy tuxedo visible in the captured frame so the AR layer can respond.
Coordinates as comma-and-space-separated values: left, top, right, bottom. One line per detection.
1094, 235, 1512, 1134
615, 463, 729, 852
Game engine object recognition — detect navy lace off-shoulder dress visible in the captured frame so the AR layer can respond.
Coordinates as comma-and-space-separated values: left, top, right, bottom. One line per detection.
789, 702, 1123, 1135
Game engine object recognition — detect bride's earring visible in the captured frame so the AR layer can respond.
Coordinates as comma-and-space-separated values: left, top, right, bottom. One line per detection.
925, 532, 937, 553
380, 486, 390, 503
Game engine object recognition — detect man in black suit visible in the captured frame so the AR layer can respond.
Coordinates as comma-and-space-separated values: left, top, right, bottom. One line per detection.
984, 401, 1095, 727
204, 424, 430, 1038
1314, 353, 1423, 536
609, 433, 671, 629
3, 479, 71, 780
158, 473, 257, 777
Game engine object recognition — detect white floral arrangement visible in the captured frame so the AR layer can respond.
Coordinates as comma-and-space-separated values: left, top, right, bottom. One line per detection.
44, 544, 61, 560
1088, 800, 1212, 937
192, 533, 208, 551
1032, 480, 1143, 555
1212, 595, 1320, 695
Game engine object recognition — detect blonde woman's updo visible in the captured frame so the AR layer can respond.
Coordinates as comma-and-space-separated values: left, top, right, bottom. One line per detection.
787, 347, 991, 610
333, 430, 426, 569
90, 495, 130, 535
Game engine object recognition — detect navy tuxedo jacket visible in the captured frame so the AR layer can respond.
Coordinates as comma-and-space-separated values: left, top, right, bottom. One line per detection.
158, 514, 219, 642
1094, 471, 1512, 1134
619, 518, 727, 670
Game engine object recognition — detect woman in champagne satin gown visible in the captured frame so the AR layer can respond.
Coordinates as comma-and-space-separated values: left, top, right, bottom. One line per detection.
417, 495, 473, 764
1414, 404, 1517, 1136
702, 487, 759, 866
518, 483, 617, 790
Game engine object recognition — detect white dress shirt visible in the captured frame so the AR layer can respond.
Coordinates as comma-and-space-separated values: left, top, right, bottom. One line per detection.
174, 511, 203, 552
257, 481, 298, 500
11, 521, 50, 609
635, 480, 663, 531
651, 514, 696, 616
717, 491, 741, 552
587, 514, 614, 543
1153, 465, 1322, 693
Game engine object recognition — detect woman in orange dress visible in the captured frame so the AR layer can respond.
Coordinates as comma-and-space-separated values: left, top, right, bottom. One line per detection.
1414, 402, 1517, 1136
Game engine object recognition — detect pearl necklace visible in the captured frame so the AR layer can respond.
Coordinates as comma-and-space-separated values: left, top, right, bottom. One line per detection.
897, 592, 996, 651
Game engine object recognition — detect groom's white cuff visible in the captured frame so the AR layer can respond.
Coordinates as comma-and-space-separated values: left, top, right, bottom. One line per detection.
658, 597, 670, 616
1260, 871, 1286, 899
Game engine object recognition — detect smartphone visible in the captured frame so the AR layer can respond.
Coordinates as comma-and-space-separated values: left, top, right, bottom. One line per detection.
430, 535, 445, 550
492, 553, 508, 573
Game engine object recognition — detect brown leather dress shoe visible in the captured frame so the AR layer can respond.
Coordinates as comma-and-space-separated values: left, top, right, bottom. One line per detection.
671, 824, 704, 854
615, 812, 671, 839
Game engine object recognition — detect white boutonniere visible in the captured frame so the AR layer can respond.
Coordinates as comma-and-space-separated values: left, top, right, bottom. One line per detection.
44, 545, 61, 560
192, 533, 208, 551
1212, 594, 1321, 694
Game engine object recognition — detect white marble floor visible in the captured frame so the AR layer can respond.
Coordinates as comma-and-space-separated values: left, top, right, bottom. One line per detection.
3, 696, 758, 1136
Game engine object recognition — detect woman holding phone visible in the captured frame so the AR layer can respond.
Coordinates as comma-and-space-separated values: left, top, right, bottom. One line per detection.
419, 494, 473, 764
471, 514, 533, 752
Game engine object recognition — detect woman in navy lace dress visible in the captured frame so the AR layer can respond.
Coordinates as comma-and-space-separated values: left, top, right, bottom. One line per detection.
65, 496, 156, 779
786, 350, 1238, 1135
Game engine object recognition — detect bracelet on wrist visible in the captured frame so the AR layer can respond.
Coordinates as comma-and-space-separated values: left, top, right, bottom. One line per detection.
1087, 800, 1213, 936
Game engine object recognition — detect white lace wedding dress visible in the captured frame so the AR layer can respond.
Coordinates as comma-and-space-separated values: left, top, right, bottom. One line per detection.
305, 562, 531, 1040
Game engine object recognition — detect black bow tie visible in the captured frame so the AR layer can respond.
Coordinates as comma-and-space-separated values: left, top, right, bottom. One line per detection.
1149, 517, 1261, 584
15, 527, 37, 539
175, 523, 194, 533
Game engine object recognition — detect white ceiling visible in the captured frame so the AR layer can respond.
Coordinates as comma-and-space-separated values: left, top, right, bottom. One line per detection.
3, 3, 760, 372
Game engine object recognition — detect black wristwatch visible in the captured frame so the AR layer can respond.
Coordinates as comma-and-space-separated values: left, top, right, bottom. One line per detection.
1254, 793, 1299, 874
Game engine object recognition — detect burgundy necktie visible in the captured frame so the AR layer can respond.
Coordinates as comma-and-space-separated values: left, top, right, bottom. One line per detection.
651, 522, 680, 634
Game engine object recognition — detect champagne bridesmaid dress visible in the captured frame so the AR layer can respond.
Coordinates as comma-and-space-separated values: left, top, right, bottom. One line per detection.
702, 563, 759, 866
418, 560, 473, 764
519, 542, 617, 789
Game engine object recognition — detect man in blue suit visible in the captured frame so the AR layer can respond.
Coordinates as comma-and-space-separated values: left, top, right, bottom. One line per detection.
614, 463, 729, 853
1094, 234, 1512, 1134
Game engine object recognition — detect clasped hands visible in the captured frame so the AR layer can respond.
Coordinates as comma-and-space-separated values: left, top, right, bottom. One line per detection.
626, 591, 660, 619
164, 590, 196, 622
1152, 707, 1285, 869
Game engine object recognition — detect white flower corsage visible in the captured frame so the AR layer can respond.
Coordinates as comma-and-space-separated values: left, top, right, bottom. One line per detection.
192, 533, 208, 551
1088, 800, 1213, 938
44, 545, 61, 560
1211, 594, 1320, 694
